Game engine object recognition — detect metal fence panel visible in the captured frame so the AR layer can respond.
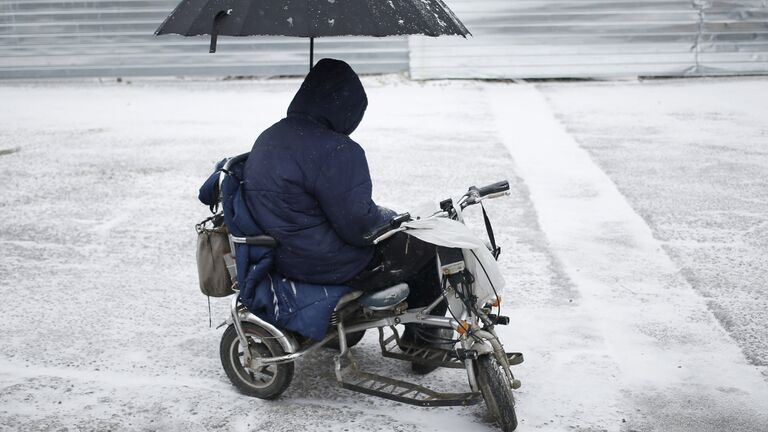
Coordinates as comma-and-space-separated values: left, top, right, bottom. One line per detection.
1, 0, 766, 79
410, 0, 768, 79
698, 1, 768, 75
0, 0, 408, 79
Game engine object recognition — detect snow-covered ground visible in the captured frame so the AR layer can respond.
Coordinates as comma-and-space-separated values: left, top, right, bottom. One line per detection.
538, 78, 768, 371
0, 76, 766, 431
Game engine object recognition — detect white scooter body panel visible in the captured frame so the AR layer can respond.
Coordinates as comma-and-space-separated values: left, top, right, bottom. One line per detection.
402, 217, 505, 310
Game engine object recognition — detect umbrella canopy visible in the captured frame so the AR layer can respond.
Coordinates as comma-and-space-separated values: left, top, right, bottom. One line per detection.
155, 0, 469, 66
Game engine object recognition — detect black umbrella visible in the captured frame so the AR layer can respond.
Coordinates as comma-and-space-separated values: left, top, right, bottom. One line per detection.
155, 0, 469, 69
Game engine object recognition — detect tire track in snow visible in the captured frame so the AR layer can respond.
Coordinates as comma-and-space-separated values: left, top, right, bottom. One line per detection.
487, 83, 768, 432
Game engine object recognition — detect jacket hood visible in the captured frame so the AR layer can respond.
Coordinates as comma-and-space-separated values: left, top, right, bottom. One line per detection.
287, 58, 368, 136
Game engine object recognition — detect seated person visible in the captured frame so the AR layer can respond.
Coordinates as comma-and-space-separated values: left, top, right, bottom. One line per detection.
243, 59, 446, 370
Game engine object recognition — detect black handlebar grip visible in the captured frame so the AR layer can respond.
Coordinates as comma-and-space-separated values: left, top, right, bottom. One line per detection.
477, 180, 510, 197
390, 212, 411, 227
364, 213, 411, 243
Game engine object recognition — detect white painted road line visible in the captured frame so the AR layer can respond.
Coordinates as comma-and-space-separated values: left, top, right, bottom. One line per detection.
488, 83, 768, 432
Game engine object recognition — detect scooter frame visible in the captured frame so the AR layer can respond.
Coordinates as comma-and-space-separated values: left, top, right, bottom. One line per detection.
215, 155, 522, 408
220, 252, 521, 406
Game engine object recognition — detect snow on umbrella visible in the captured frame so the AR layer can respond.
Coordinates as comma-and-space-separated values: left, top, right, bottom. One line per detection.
154, 0, 470, 69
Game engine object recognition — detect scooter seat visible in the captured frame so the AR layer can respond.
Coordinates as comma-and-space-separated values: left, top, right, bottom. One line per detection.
358, 283, 410, 311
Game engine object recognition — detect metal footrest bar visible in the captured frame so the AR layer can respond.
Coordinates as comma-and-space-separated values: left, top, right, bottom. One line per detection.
333, 335, 481, 407
336, 360, 482, 407
378, 326, 465, 369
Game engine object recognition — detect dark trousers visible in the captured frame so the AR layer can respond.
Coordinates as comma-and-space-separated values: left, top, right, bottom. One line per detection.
348, 233, 448, 339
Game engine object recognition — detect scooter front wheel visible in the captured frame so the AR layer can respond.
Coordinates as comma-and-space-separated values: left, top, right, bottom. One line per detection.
476, 354, 518, 432
220, 323, 294, 399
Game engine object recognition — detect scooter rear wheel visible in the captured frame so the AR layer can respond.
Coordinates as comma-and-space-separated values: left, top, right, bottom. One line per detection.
220, 323, 294, 399
476, 354, 518, 432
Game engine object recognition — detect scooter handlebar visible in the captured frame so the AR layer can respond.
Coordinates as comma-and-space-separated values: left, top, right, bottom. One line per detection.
473, 180, 510, 198
363, 180, 510, 243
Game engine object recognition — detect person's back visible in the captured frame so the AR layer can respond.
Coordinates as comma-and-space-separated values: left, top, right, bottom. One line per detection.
242, 59, 394, 284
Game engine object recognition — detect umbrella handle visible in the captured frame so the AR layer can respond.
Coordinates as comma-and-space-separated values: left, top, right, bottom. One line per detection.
309, 37, 314, 70
209, 9, 232, 53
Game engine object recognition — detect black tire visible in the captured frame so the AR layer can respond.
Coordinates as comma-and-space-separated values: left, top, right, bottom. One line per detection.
324, 329, 366, 351
476, 354, 518, 432
220, 323, 294, 399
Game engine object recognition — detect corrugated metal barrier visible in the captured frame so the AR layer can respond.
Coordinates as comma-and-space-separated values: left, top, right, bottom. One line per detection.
1, 0, 767, 79
0, 0, 408, 79
698, 0, 768, 75
409, 0, 768, 79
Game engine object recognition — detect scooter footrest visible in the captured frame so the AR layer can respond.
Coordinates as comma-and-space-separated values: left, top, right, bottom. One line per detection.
338, 367, 482, 407
378, 328, 465, 369
507, 352, 524, 366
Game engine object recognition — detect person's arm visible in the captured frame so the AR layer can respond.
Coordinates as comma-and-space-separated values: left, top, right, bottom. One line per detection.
312, 142, 396, 247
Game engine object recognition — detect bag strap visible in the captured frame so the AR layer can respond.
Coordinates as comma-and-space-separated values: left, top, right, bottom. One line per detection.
209, 172, 221, 214
481, 202, 501, 260
195, 213, 223, 233
207, 296, 212, 328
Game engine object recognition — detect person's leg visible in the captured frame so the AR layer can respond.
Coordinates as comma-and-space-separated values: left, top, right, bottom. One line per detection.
400, 255, 447, 333
402, 255, 445, 309
347, 233, 448, 374
347, 232, 436, 292
400, 255, 450, 374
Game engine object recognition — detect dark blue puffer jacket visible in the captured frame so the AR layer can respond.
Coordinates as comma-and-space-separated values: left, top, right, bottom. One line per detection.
198, 159, 354, 341
242, 59, 395, 284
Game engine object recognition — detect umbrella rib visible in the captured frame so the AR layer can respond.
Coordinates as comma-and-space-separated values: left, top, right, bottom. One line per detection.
404, 0, 436, 37
433, 0, 470, 36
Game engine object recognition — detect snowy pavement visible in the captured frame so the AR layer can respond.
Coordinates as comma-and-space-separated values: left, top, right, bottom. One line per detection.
1, 76, 767, 431
489, 83, 768, 432
538, 78, 768, 372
